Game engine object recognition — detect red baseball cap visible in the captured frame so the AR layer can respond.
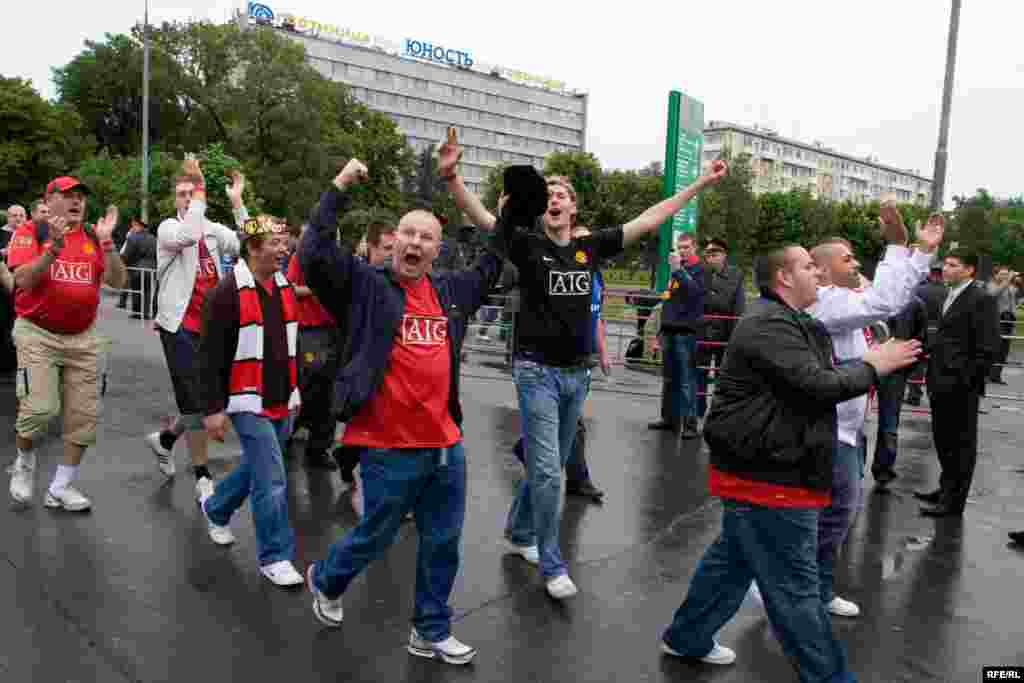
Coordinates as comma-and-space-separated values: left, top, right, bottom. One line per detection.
46, 176, 91, 195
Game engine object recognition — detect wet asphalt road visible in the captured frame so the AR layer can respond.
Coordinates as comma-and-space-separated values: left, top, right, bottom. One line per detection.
1, 303, 1023, 682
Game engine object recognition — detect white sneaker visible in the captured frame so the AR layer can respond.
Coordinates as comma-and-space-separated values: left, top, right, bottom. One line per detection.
407, 628, 477, 665
307, 565, 343, 627
195, 476, 214, 503
260, 560, 304, 587
10, 459, 35, 505
44, 486, 92, 512
661, 640, 736, 665
545, 574, 578, 599
145, 432, 176, 477
503, 540, 539, 565
827, 595, 860, 617
200, 496, 236, 546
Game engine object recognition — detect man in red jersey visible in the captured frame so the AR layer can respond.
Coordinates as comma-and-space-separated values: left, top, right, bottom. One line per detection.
7, 177, 127, 510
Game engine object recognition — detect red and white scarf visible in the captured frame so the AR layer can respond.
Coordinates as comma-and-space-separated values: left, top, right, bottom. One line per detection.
226, 259, 301, 414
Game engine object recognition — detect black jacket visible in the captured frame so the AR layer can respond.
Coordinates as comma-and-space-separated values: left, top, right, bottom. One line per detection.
699, 264, 745, 342
121, 229, 157, 269
927, 281, 999, 397
299, 186, 504, 426
704, 293, 878, 493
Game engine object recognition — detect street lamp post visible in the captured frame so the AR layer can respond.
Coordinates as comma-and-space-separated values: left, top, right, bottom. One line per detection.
141, 0, 151, 224
930, 0, 962, 212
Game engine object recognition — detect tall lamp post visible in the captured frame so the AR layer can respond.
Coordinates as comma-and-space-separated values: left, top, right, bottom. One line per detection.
141, 0, 151, 224
930, 0, 962, 212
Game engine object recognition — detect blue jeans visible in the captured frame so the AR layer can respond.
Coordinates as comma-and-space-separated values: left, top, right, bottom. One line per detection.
663, 501, 855, 683
818, 438, 863, 604
505, 359, 590, 578
312, 443, 467, 642
512, 421, 590, 485
205, 413, 295, 566
872, 373, 906, 474
660, 333, 697, 426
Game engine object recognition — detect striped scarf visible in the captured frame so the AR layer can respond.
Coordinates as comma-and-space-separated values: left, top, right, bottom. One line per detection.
226, 259, 301, 415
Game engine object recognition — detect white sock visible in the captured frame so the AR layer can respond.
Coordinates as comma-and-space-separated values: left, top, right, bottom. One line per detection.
16, 448, 37, 470
49, 464, 78, 494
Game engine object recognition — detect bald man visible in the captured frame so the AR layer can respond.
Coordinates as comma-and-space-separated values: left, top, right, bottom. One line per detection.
299, 160, 504, 664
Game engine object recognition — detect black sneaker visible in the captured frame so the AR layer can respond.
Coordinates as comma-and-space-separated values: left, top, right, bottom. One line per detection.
332, 446, 359, 483
305, 449, 338, 471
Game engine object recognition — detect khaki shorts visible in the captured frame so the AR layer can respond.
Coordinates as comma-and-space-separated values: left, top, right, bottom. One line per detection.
13, 317, 109, 446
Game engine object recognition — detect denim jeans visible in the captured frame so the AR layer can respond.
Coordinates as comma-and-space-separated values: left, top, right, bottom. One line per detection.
505, 359, 590, 578
818, 438, 863, 604
205, 413, 295, 566
663, 501, 855, 683
872, 372, 907, 474
312, 443, 467, 641
660, 332, 697, 427
512, 419, 590, 485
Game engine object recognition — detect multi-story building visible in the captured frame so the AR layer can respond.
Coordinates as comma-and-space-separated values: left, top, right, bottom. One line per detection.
702, 121, 932, 206
240, 3, 588, 194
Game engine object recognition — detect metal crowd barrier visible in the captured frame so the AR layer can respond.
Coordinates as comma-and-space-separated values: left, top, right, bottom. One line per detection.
101, 266, 158, 321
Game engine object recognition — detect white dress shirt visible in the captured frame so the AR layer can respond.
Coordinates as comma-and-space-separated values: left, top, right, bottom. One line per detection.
807, 245, 932, 447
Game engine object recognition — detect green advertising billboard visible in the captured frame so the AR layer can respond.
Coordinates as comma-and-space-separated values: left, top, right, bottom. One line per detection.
656, 91, 704, 291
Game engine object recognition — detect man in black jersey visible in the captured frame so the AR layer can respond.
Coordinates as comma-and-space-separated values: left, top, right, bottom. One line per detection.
444, 140, 728, 599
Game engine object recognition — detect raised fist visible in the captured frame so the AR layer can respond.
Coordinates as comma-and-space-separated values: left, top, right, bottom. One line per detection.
335, 159, 368, 190
878, 203, 908, 246
437, 127, 462, 180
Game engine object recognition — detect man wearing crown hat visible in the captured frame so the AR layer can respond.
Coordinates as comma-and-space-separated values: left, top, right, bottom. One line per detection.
196, 211, 305, 586
7, 176, 127, 510
145, 159, 249, 504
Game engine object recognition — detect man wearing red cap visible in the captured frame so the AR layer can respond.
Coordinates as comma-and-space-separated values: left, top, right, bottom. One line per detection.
7, 176, 127, 510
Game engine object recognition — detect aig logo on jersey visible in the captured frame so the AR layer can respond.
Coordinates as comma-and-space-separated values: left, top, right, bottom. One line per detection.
50, 260, 93, 284
402, 315, 448, 346
549, 271, 591, 296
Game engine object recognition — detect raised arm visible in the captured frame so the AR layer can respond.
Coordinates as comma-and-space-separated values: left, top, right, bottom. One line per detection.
94, 206, 128, 289
438, 132, 497, 231
298, 159, 368, 324
621, 160, 728, 246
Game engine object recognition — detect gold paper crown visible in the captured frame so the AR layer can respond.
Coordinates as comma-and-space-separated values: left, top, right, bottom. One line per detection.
240, 215, 284, 239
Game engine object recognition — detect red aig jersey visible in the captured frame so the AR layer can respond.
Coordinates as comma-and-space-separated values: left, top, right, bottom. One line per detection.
286, 253, 334, 328
181, 239, 219, 333
7, 222, 105, 335
343, 275, 460, 449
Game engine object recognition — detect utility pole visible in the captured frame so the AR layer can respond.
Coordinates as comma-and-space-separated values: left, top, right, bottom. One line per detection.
930, 0, 962, 212
141, 0, 151, 223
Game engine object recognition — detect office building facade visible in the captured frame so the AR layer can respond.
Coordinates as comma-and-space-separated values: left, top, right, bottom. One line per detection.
242, 3, 588, 194
703, 121, 932, 205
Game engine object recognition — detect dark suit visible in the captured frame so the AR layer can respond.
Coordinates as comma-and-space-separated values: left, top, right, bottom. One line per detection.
925, 280, 999, 512
121, 229, 158, 319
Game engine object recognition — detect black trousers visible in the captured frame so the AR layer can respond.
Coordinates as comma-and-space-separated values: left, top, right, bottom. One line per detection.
295, 326, 339, 456
928, 387, 980, 510
991, 314, 1015, 381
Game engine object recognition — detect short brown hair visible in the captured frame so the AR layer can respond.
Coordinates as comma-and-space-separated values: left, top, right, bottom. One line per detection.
545, 176, 577, 204
756, 245, 801, 294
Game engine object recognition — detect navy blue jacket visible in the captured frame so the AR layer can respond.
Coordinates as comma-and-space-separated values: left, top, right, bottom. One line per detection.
659, 261, 705, 334
298, 186, 504, 426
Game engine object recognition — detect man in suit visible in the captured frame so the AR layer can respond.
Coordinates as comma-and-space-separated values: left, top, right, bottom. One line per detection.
906, 266, 946, 405
916, 250, 1000, 517
120, 216, 158, 319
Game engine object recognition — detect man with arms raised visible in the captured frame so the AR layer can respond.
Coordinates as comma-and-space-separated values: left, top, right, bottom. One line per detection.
301, 159, 503, 664
443, 138, 727, 598
8, 177, 127, 509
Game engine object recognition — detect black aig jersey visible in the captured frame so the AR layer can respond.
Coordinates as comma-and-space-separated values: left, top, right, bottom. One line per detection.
506, 226, 624, 366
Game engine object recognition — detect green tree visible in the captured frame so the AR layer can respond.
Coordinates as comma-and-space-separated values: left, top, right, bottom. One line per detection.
0, 76, 93, 207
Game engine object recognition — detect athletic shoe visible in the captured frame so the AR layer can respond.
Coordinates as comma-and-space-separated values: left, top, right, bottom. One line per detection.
145, 432, 176, 477
661, 640, 736, 665
195, 476, 214, 503
307, 565, 343, 627
44, 486, 92, 512
407, 628, 476, 665
545, 574, 578, 599
827, 596, 860, 617
200, 496, 236, 546
260, 560, 304, 587
10, 459, 35, 504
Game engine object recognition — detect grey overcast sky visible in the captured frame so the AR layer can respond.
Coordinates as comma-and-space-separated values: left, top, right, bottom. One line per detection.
5, 0, 1022, 206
